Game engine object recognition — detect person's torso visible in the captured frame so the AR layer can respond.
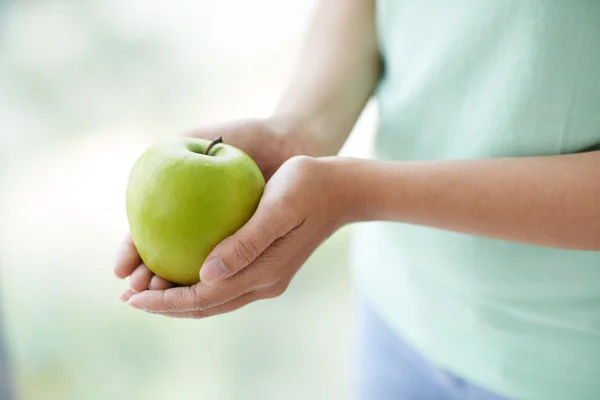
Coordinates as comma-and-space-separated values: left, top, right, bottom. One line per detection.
352, 1, 600, 399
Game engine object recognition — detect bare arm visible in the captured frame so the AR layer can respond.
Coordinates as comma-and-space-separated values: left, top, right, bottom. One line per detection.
273, 0, 381, 157
330, 151, 600, 250
124, 150, 600, 314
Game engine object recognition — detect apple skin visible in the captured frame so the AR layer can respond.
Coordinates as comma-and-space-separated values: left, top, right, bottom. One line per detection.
126, 137, 265, 285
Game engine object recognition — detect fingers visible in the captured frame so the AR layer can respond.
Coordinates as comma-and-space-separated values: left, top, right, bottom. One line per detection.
200, 200, 299, 285
149, 275, 176, 290
152, 291, 265, 319
127, 282, 249, 313
114, 233, 142, 279
120, 288, 137, 302
129, 264, 154, 293
121, 275, 175, 302
128, 234, 300, 313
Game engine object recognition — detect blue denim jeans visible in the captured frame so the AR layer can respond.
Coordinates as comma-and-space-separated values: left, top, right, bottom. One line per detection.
355, 299, 509, 400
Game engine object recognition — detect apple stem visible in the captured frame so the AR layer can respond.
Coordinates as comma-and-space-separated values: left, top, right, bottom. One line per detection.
204, 136, 223, 156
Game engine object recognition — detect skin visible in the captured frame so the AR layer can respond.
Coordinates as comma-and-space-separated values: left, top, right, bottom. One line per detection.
115, 0, 600, 317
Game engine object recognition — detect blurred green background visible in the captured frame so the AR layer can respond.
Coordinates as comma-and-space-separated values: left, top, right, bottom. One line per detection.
0, 1, 376, 399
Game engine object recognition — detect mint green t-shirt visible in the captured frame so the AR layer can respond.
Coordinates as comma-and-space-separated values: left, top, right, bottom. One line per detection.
351, 1, 600, 399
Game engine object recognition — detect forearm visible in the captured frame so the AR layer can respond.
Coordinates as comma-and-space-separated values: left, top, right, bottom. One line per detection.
329, 152, 600, 250
272, 0, 381, 157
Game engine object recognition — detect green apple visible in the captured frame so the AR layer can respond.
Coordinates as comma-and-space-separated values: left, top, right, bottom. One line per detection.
126, 137, 265, 285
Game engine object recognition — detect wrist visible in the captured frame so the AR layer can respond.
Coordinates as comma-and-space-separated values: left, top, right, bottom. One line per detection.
317, 156, 372, 225
265, 111, 346, 158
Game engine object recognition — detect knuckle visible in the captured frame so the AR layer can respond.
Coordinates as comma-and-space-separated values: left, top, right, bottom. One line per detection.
162, 292, 180, 312
192, 295, 215, 311
233, 238, 259, 266
192, 296, 216, 311
191, 286, 216, 310
287, 155, 314, 169
286, 155, 319, 181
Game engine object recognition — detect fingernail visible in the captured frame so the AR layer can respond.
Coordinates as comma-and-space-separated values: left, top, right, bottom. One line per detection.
127, 296, 143, 309
200, 258, 228, 284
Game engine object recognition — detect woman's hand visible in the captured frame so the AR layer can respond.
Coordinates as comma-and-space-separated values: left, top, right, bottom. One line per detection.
122, 156, 350, 317
114, 117, 303, 296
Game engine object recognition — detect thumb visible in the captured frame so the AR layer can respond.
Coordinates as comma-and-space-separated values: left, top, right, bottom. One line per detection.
200, 206, 297, 284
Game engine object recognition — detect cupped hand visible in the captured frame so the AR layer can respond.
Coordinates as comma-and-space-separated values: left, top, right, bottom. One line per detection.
122, 156, 349, 317
114, 118, 302, 295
